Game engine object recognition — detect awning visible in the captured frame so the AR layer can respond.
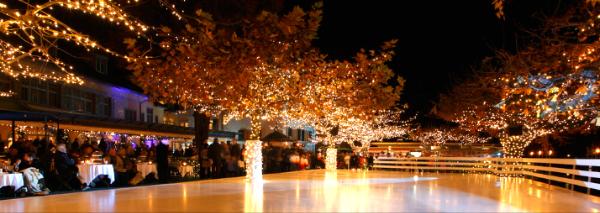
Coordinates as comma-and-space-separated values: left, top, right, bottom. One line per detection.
0, 107, 195, 139
0, 110, 58, 122
58, 123, 194, 139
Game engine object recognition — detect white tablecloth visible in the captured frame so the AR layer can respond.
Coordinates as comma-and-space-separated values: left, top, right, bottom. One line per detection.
178, 165, 194, 177
0, 173, 24, 191
136, 163, 157, 178
77, 164, 115, 185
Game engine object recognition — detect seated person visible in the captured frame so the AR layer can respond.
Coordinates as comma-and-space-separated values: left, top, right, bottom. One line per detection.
105, 148, 130, 186
68, 149, 81, 165
6, 147, 19, 168
18, 152, 49, 195
79, 145, 94, 161
138, 148, 148, 162
16, 152, 40, 171
54, 143, 85, 190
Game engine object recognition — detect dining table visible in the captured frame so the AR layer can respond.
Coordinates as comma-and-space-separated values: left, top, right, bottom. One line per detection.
136, 162, 158, 178
0, 172, 24, 191
77, 164, 115, 185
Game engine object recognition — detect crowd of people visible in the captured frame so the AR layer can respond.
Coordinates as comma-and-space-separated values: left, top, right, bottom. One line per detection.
0, 137, 176, 196
263, 145, 324, 173
195, 139, 328, 179
0, 136, 332, 198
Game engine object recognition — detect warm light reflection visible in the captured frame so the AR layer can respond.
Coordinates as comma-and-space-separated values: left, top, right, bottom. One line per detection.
0, 171, 593, 212
182, 185, 188, 208
244, 182, 264, 213
323, 171, 338, 212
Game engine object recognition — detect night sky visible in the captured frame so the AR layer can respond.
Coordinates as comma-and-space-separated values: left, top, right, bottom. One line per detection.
315, 0, 568, 114
60, 0, 570, 114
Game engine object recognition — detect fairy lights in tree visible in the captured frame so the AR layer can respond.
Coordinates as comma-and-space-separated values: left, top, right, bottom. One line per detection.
493, 2, 600, 134
334, 109, 413, 150
499, 127, 551, 158
127, 1, 404, 177
0, 0, 148, 84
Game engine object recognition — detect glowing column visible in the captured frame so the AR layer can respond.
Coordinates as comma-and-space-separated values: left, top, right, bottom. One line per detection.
326, 148, 337, 171
245, 140, 263, 182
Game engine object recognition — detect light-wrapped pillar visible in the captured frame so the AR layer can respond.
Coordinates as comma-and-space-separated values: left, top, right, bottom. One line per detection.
245, 139, 263, 182
326, 148, 337, 171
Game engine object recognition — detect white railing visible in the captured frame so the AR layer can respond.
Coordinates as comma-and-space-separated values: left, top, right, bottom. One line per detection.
374, 157, 600, 194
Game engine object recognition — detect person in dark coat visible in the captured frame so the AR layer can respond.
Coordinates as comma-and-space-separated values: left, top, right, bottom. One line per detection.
54, 143, 84, 190
16, 152, 41, 171
156, 140, 169, 183
207, 139, 223, 178
70, 139, 80, 153
230, 141, 241, 160
98, 138, 108, 153
350, 153, 359, 169
367, 154, 374, 169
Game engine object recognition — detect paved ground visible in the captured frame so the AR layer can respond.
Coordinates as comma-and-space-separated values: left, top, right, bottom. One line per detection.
0, 170, 599, 212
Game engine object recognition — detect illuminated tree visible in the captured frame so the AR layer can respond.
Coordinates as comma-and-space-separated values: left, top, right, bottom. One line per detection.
283, 41, 404, 169
491, 0, 600, 19
494, 3, 600, 123
0, 0, 147, 85
334, 109, 413, 151
433, 59, 555, 158
127, 3, 323, 181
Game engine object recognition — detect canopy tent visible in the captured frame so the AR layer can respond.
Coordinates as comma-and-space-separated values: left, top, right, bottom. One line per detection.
261, 131, 292, 142
336, 142, 353, 151
261, 131, 294, 148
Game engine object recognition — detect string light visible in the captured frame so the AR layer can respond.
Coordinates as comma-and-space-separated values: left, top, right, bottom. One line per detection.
0, 89, 14, 97
0, 0, 149, 84
325, 147, 337, 171
244, 139, 262, 182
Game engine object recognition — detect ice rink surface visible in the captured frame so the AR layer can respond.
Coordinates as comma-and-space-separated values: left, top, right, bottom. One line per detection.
0, 169, 599, 212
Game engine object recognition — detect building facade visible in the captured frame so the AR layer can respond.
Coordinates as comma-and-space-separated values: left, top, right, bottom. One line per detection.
0, 55, 198, 147
0, 56, 315, 150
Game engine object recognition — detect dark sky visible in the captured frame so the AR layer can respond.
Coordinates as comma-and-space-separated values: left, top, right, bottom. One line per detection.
314, 0, 567, 114
57, 0, 568, 114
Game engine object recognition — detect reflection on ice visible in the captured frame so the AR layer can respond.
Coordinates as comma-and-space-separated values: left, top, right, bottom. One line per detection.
0, 170, 597, 212
244, 181, 263, 212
